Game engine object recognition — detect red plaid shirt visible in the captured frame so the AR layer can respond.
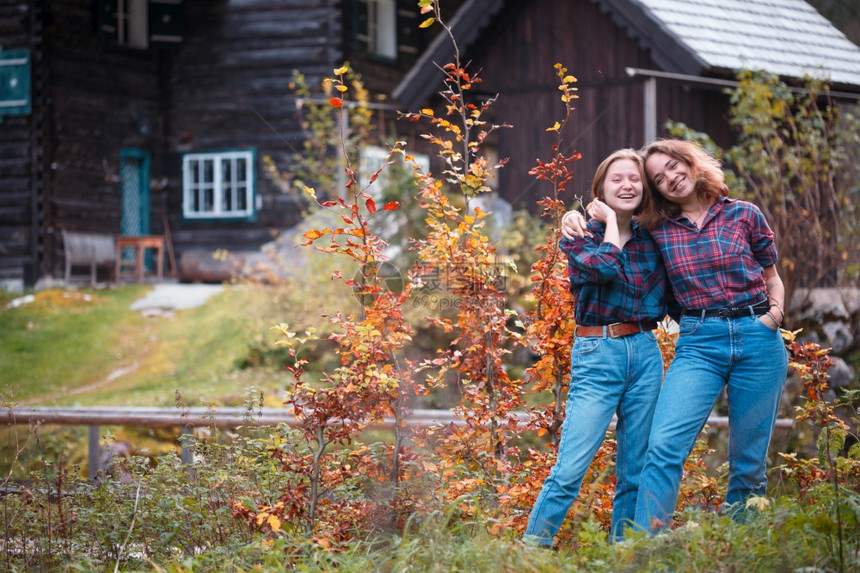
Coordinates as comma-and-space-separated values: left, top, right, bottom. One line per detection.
560, 220, 668, 326
649, 197, 777, 310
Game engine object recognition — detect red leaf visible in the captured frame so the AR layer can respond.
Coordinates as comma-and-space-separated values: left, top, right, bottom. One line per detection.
329, 97, 343, 108
383, 201, 400, 211
366, 198, 377, 214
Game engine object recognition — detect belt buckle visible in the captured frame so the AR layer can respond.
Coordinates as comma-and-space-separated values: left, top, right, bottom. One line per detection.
718, 308, 732, 318
607, 322, 624, 338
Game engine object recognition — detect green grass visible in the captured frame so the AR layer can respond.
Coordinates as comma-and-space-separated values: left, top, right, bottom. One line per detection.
0, 280, 349, 479
0, 286, 149, 402
0, 284, 304, 407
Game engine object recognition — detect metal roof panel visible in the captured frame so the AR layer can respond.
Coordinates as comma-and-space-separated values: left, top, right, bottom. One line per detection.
633, 0, 860, 85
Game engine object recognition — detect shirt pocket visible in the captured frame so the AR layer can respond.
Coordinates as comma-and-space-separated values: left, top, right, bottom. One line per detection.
713, 222, 748, 255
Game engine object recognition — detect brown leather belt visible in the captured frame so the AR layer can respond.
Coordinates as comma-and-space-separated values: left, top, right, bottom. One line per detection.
574, 320, 658, 338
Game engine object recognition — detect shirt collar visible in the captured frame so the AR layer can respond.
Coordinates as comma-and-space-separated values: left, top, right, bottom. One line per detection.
668, 195, 733, 224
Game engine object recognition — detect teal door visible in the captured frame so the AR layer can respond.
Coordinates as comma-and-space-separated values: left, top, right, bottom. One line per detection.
119, 148, 152, 267
120, 148, 151, 236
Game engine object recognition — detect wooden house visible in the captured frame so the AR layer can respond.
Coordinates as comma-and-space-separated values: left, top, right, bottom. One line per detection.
0, 0, 465, 287
1, 0, 859, 288
394, 0, 860, 209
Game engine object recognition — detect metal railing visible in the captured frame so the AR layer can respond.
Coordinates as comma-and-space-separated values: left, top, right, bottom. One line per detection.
5, 406, 795, 480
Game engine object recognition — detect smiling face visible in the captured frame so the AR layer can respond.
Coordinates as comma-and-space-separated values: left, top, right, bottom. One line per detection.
644, 152, 696, 207
597, 158, 644, 216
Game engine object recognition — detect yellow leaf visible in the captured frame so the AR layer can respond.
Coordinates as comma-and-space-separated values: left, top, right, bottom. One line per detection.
267, 514, 282, 532
563, 75, 577, 83
419, 17, 435, 28
333, 65, 349, 75
420, 108, 435, 116
303, 229, 324, 240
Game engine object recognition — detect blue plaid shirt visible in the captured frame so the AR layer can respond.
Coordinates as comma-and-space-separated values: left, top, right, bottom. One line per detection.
560, 219, 668, 326
649, 197, 777, 310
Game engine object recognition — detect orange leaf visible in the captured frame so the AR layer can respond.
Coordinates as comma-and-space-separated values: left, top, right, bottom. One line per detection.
329, 97, 343, 108
383, 201, 399, 211
303, 229, 325, 240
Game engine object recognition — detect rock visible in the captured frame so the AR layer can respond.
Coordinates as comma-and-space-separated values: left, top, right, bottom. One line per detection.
828, 357, 855, 391
790, 287, 859, 354
470, 194, 513, 242
179, 249, 247, 283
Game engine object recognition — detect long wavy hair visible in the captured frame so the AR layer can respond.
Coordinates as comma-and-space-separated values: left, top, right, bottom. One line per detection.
637, 139, 729, 228
591, 148, 651, 217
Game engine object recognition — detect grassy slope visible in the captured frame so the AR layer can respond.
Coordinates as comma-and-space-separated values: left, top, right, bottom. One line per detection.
0, 283, 302, 476
0, 285, 289, 407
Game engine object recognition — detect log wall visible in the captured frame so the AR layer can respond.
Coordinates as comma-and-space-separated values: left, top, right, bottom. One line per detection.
0, 0, 43, 284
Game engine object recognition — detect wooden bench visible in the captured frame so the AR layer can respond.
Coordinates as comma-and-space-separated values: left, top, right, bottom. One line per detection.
61, 229, 117, 285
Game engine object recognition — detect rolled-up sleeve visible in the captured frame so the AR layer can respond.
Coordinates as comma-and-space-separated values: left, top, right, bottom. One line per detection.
559, 234, 624, 287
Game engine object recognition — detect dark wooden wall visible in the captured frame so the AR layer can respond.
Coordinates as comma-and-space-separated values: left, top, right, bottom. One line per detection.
462, 0, 733, 208
0, 0, 42, 284
41, 0, 165, 276
164, 0, 344, 255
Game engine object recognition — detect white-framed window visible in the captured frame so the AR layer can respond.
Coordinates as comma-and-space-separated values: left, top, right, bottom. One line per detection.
367, 0, 397, 60
97, 0, 184, 49
359, 145, 429, 196
182, 150, 255, 220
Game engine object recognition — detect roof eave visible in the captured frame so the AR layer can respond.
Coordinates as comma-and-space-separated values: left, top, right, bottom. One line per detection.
593, 0, 708, 76
391, 0, 507, 110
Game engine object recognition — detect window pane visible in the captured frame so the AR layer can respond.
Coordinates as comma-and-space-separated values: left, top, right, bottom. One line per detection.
202, 159, 214, 212
119, 0, 148, 48
237, 185, 247, 210
222, 158, 233, 211
370, 0, 396, 59
203, 159, 214, 184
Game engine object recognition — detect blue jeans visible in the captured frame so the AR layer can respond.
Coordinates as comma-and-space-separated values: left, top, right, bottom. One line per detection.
524, 330, 663, 545
633, 314, 788, 532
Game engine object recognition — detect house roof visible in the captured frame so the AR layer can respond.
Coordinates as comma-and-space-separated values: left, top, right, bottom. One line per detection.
604, 0, 860, 86
392, 0, 860, 109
